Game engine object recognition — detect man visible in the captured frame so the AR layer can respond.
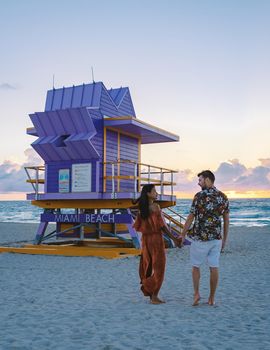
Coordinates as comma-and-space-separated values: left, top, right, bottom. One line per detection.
181, 170, 229, 306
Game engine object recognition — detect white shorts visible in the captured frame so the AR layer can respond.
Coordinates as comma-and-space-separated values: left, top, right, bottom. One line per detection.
190, 240, 222, 268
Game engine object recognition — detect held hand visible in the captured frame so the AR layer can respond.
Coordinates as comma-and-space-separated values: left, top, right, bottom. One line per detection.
180, 234, 186, 247
174, 237, 182, 248
173, 236, 183, 248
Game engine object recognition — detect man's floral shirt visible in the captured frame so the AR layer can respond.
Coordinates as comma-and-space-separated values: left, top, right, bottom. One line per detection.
189, 187, 229, 241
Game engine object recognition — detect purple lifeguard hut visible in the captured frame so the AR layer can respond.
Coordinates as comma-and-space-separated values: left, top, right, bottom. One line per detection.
25, 81, 181, 256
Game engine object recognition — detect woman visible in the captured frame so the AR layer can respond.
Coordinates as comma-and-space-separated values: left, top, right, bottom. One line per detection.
133, 184, 181, 304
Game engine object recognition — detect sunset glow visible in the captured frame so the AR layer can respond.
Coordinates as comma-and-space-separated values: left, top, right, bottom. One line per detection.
0, 1, 269, 200
175, 191, 270, 200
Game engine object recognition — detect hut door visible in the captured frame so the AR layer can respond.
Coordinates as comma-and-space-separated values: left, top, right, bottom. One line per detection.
119, 133, 139, 192
104, 128, 140, 193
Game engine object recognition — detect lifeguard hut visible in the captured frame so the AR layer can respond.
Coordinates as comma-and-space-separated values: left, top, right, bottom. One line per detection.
23, 81, 184, 258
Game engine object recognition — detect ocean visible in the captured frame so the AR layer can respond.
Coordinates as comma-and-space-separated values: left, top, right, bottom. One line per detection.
0, 199, 269, 227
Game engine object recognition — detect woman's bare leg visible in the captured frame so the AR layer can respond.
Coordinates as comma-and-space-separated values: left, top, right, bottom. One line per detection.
150, 294, 165, 304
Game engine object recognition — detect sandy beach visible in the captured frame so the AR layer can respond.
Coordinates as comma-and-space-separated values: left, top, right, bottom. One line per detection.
0, 222, 269, 350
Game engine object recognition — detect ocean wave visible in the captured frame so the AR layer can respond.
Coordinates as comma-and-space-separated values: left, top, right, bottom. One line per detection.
0, 199, 269, 227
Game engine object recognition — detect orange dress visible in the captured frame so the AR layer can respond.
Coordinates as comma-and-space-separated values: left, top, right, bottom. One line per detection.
133, 208, 167, 297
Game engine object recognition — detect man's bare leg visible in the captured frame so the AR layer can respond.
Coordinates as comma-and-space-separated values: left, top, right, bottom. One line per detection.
208, 267, 218, 305
192, 266, 201, 306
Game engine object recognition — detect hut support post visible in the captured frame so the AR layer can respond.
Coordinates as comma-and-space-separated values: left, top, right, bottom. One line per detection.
127, 209, 141, 249
96, 209, 101, 238
112, 209, 116, 235
35, 167, 39, 200
77, 209, 84, 240
160, 169, 164, 198
35, 221, 48, 244
171, 172, 174, 201
134, 162, 137, 197
112, 163, 115, 198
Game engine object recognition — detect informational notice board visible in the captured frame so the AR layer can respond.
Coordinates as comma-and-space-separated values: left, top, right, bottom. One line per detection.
58, 169, 70, 193
71, 163, 92, 192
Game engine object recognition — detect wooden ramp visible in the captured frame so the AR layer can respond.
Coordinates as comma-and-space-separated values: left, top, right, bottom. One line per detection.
0, 239, 141, 259
0, 209, 189, 258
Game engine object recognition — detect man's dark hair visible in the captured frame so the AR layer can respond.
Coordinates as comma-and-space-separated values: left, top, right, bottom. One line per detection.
198, 170, 215, 183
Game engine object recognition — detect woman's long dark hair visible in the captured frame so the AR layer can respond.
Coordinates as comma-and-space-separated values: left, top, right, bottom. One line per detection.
134, 184, 155, 220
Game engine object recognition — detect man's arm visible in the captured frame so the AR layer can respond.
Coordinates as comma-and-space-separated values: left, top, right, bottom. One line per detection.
161, 225, 182, 247
153, 203, 182, 247
180, 213, 195, 242
222, 212, 229, 252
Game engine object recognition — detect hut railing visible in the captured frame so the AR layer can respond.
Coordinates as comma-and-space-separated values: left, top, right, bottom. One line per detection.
24, 166, 45, 200
103, 160, 177, 198
25, 161, 178, 200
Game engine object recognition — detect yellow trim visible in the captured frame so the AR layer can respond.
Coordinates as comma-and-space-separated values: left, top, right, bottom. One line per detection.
138, 138, 141, 191
103, 127, 107, 192
104, 116, 133, 120
104, 175, 176, 186
26, 127, 36, 133
25, 166, 45, 170
105, 128, 142, 193
163, 212, 184, 229
0, 244, 141, 259
26, 179, 45, 184
103, 160, 176, 173
31, 199, 175, 209
106, 126, 141, 140
83, 223, 129, 233
104, 175, 138, 180
139, 178, 176, 186
117, 131, 120, 191
105, 116, 179, 139
31, 199, 136, 209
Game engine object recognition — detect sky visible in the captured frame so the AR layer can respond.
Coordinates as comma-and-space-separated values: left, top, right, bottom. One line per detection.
0, 0, 270, 199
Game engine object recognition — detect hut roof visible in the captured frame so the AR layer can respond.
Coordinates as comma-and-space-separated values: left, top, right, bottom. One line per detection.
45, 82, 136, 118
104, 117, 179, 144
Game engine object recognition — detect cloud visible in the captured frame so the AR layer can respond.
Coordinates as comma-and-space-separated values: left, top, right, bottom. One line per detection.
24, 148, 43, 166
214, 159, 270, 191
233, 166, 270, 190
174, 169, 198, 192
0, 83, 17, 90
175, 159, 270, 195
0, 161, 29, 192
259, 158, 270, 167
215, 159, 248, 189
0, 149, 42, 193
0, 150, 269, 196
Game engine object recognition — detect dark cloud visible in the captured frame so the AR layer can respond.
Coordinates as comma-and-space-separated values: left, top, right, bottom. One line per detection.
214, 160, 270, 191
0, 83, 17, 90
215, 159, 247, 188
234, 166, 270, 190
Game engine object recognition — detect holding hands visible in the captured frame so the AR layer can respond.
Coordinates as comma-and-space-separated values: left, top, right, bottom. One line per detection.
173, 236, 183, 248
